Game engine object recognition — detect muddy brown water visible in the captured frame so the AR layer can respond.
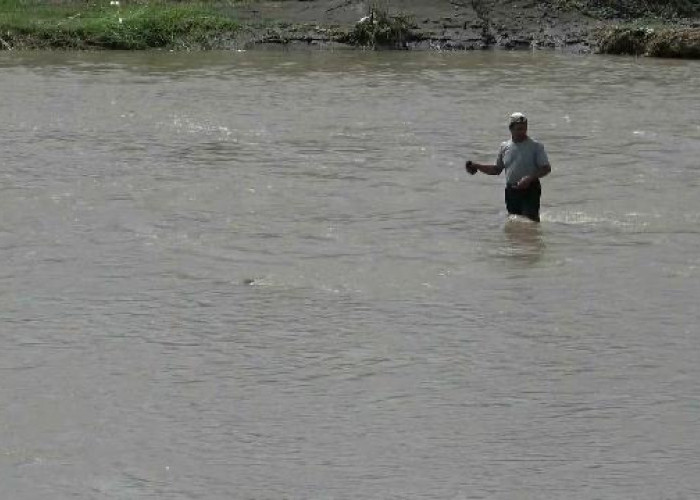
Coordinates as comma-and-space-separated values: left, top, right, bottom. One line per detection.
1, 50, 699, 499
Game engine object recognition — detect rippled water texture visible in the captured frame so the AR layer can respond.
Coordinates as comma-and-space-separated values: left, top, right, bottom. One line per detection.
1, 50, 699, 499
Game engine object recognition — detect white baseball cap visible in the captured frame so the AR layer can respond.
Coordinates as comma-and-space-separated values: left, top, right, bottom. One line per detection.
509, 112, 528, 126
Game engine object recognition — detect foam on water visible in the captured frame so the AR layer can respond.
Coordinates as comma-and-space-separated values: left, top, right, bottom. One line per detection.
541, 210, 653, 230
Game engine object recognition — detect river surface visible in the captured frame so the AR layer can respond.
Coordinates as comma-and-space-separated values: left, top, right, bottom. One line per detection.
1, 50, 699, 499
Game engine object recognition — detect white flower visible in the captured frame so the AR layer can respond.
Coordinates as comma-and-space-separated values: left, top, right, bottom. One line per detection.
118, 17, 123, 23
110, 1, 120, 5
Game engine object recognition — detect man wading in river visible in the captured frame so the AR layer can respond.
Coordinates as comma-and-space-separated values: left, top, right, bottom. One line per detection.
466, 113, 551, 222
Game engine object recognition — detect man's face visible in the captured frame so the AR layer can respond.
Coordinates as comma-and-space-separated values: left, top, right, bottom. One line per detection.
510, 123, 528, 142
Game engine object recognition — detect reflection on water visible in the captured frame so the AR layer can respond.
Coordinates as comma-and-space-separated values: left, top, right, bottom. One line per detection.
1, 50, 699, 499
503, 215, 545, 265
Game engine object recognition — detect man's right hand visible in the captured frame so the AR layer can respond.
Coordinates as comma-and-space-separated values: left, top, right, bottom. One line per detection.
466, 161, 477, 175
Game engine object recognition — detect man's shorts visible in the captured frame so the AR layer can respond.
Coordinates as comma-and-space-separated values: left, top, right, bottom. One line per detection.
505, 179, 541, 222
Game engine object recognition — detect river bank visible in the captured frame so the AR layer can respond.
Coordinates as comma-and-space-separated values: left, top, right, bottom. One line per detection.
1, 0, 698, 57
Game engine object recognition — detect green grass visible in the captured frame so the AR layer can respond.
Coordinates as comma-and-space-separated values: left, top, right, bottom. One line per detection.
0, 0, 241, 49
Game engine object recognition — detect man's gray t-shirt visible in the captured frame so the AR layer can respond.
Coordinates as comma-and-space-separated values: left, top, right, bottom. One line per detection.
496, 137, 550, 185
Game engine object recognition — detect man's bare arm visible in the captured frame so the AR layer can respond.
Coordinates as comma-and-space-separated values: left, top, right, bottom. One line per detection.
514, 164, 551, 189
466, 161, 502, 175
536, 164, 551, 178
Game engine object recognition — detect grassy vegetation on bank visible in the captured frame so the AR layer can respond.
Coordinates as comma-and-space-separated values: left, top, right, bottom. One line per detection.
0, 0, 240, 49
597, 25, 700, 58
336, 6, 418, 49
554, 0, 699, 19
0, 0, 420, 50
